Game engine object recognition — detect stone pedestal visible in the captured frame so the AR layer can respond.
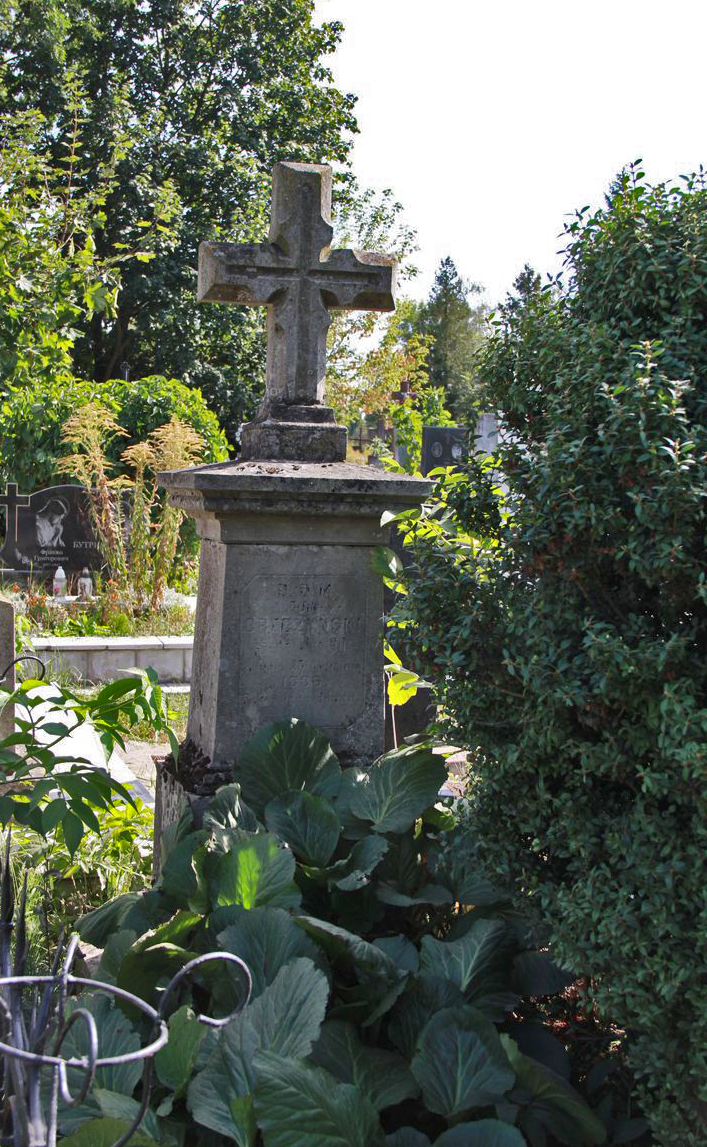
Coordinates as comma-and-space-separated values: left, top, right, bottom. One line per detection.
159, 460, 430, 778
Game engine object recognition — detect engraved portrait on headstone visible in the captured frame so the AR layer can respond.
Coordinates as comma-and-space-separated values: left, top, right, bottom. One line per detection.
0, 483, 102, 579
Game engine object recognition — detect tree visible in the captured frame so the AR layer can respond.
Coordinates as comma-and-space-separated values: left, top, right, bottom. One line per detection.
394, 167, 707, 1145
409, 256, 488, 424
0, 0, 357, 442
0, 114, 227, 491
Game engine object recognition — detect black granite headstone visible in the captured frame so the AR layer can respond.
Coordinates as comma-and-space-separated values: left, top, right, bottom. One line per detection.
420, 426, 470, 476
0, 484, 102, 580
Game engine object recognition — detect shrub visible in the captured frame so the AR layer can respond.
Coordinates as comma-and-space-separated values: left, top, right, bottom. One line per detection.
0, 373, 228, 493
392, 167, 707, 1145
74, 719, 607, 1147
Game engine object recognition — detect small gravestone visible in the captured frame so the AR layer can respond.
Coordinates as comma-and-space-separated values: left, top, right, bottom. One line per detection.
0, 483, 102, 581
475, 413, 499, 455
421, 426, 470, 476
0, 600, 15, 739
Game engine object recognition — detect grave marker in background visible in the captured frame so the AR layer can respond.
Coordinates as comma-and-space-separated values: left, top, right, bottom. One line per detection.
420, 426, 470, 476
0, 484, 102, 582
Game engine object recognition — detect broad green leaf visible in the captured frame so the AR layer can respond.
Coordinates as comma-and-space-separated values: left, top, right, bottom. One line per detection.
59, 1119, 158, 1146
388, 975, 465, 1058
294, 915, 403, 982
432, 840, 507, 907
509, 1023, 571, 1080
386, 1132, 431, 1147
211, 832, 300, 911
254, 1051, 384, 1147
237, 719, 341, 816
77, 889, 163, 946
373, 934, 419, 973
512, 951, 575, 996
155, 1006, 206, 1097
377, 882, 452, 907
501, 1036, 605, 1146
325, 835, 388, 891
265, 790, 340, 866
117, 943, 192, 1007
349, 747, 447, 833
60, 997, 143, 1099
420, 918, 516, 1015
331, 767, 372, 840
94, 1091, 161, 1141
204, 783, 260, 842
159, 830, 209, 909
311, 1020, 418, 1111
411, 1006, 515, 1117
435, 1121, 527, 1146
95, 929, 137, 985
217, 905, 321, 998
187, 957, 328, 1140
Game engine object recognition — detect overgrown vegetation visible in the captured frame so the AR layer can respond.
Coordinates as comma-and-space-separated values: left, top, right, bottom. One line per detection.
69, 718, 617, 1147
58, 404, 205, 613
392, 166, 707, 1146
0, 671, 175, 855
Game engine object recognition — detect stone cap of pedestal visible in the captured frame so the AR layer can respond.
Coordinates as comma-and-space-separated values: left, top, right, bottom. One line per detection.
159, 459, 432, 545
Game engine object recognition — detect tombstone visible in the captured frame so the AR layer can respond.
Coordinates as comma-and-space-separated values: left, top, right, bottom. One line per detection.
159, 161, 431, 801
475, 412, 499, 455
0, 484, 102, 582
0, 600, 14, 740
420, 426, 470, 476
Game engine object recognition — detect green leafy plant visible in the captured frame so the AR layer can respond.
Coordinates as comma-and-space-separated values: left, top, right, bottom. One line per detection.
6, 797, 153, 956
390, 166, 707, 1146
74, 719, 605, 1147
0, 671, 177, 854
58, 404, 206, 612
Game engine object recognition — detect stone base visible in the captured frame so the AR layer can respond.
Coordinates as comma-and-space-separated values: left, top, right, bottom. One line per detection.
240, 405, 346, 463
158, 459, 432, 776
152, 747, 232, 877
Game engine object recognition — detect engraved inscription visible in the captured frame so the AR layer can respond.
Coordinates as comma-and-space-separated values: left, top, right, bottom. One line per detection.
239, 573, 366, 728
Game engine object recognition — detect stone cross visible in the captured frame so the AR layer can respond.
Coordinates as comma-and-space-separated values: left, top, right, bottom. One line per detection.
198, 162, 397, 461
0, 483, 29, 545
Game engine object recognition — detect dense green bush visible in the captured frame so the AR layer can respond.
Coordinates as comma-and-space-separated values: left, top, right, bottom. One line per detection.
0, 374, 228, 492
72, 719, 608, 1147
392, 167, 707, 1145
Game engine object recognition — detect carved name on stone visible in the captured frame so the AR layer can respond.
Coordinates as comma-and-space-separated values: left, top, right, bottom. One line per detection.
238, 572, 367, 735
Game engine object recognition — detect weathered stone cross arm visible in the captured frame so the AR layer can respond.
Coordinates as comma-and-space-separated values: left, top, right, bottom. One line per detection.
197, 161, 397, 462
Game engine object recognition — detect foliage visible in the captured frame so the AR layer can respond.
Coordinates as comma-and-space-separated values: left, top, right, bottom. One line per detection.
0, 0, 357, 440
10, 584, 195, 639
0, 111, 121, 398
324, 188, 421, 427
58, 405, 205, 611
391, 166, 707, 1145
7, 797, 153, 958
389, 382, 456, 474
75, 718, 606, 1147
0, 671, 176, 855
0, 373, 228, 494
405, 257, 489, 425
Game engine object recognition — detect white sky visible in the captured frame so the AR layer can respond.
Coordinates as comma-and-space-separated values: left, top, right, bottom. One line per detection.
314, 0, 707, 306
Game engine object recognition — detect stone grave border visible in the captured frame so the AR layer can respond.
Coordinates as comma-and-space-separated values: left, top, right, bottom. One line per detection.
31, 635, 192, 685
